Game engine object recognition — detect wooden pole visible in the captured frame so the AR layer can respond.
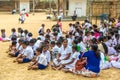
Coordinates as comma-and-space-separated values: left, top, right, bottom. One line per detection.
63, 0, 65, 16
49, 0, 52, 14
58, 0, 60, 15
33, 0, 35, 15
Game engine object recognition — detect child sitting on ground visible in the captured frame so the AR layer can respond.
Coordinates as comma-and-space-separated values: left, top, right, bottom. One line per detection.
0, 29, 10, 42
58, 45, 80, 71
28, 47, 48, 70
14, 40, 34, 63
8, 41, 17, 56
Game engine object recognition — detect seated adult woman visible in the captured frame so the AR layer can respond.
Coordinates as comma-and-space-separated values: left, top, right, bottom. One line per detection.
78, 44, 101, 77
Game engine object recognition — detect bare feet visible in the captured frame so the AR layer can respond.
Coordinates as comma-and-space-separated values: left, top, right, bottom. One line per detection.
51, 67, 57, 70
13, 60, 17, 63
28, 66, 32, 70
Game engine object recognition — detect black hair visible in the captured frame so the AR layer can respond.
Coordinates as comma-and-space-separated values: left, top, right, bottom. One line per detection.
90, 32, 94, 36
1, 29, 5, 32
91, 38, 97, 44
93, 25, 98, 29
18, 28, 22, 33
110, 31, 114, 36
69, 32, 73, 35
78, 36, 83, 43
24, 30, 29, 34
36, 48, 41, 52
58, 37, 64, 43
69, 23, 72, 26
66, 34, 69, 38
45, 34, 50, 39
11, 28, 16, 32
91, 44, 100, 58
18, 38, 24, 43
29, 39, 36, 44
41, 43, 47, 50
63, 38, 68, 43
72, 45, 78, 51
12, 41, 17, 46
115, 34, 119, 39
44, 39, 49, 44
94, 29, 99, 33
89, 27, 93, 29
37, 37, 41, 40
107, 36, 111, 40
56, 41, 62, 46
22, 40, 29, 45
46, 29, 51, 32
20, 29, 23, 34
73, 39, 78, 44
51, 41, 55, 45
42, 24, 45, 27
85, 31, 90, 36
28, 33, 33, 37
85, 20, 89, 23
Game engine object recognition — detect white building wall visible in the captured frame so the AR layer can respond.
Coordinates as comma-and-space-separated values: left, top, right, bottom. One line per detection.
68, 0, 87, 17
20, 0, 30, 12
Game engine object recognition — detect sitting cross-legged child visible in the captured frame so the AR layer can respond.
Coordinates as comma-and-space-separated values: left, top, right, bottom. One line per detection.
28, 47, 48, 70
14, 40, 34, 63
8, 41, 17, 56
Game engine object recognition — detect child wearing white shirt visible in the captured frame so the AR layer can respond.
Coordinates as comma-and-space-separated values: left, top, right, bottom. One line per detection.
61, 45, 80, 71
41, 44, 51, 64
14, 41, 34, 63
51, 41, 62, 60
52, 39, 72, 70
28, 48, 48, 70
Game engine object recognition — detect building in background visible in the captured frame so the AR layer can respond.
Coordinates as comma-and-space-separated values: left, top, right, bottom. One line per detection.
0, 0, 30, 12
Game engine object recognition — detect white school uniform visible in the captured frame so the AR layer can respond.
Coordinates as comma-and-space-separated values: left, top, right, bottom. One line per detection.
105, 41, 117, 55
53, 45, 72, 66
111, 55, 120, 69
78, 42, 87, 53
84, 22, 92, 29
38, 35, 45, 42
64, 52, 80, 69
59, 45, 72, 60
22, 46, 34, 59
38, 27, 44, 33
70, 26, 75, 32
26, 36, 32, 41
100, 27, 107, 36
67, 38, 72, 46
33, 40, 42, 51
52, 45, 61, 59
100, 52, 112, 69
36, 54, 48, 66
42, 50, 51, 63
75, 32, 79, 36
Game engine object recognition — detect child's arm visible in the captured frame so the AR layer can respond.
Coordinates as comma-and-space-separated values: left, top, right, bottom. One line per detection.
8, 45, 12, 51
22, 55, 27, 58
62, 53, 71, 60
63, 58, 75, 66
30, 60, 37, 66
57, 53, 61, 62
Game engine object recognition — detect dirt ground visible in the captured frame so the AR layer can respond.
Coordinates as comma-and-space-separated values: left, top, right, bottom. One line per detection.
0, 13, 120, 80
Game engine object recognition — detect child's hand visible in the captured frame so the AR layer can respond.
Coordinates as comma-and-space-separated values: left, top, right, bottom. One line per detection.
57, 59, 61, 62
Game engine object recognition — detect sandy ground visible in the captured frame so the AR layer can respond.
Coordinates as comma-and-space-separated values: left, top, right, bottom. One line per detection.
0, 13, 120, 80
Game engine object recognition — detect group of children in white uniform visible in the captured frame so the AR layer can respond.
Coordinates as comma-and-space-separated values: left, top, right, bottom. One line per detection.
1, 17, 120, 77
